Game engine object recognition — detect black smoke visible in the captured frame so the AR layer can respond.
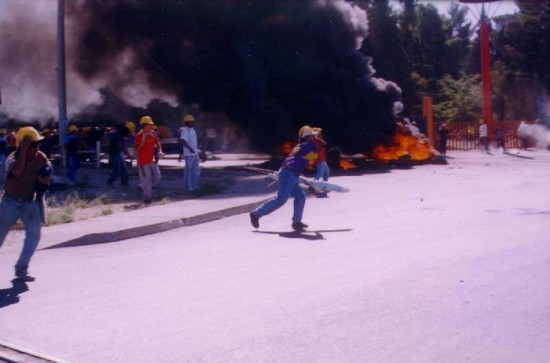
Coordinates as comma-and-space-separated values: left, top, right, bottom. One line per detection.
70, 0, 402, 153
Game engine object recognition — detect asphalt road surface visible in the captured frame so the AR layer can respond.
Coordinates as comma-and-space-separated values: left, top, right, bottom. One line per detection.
1, 150, 549, 362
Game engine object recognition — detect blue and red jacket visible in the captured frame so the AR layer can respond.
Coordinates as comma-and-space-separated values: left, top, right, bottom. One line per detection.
281, 140, 318, 176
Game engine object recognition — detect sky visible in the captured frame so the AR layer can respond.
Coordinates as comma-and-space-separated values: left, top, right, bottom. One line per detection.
414, 0, 520, 24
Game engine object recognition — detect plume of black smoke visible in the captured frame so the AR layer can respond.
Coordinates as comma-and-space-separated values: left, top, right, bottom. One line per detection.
71, 0, 402, 153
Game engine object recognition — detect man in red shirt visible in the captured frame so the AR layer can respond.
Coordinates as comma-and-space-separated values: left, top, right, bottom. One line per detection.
134, 116, 164, 204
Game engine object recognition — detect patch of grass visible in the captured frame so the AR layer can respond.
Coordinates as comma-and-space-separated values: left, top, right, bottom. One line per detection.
45, 190, 111, 226
45, 204, 76, 225
99, 208, 113, 216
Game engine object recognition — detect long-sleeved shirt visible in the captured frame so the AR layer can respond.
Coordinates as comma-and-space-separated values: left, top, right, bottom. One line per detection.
281, 140, 318, 175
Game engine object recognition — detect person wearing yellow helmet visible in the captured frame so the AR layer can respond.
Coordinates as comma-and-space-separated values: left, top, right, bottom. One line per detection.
135, 116, 163, 204
0, 126, 51, 281
179, 114, 200, 192
249, 125, 318, 231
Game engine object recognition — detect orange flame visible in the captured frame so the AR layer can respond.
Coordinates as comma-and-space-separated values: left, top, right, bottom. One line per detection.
371, 132, 433, 162
279, 141, 293, 156
340, 159, 358, 170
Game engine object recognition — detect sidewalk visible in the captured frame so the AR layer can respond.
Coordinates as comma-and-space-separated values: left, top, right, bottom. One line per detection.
1, 153, 272, 253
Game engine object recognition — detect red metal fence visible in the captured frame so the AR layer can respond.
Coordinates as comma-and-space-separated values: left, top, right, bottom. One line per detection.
434, 120, 534, 150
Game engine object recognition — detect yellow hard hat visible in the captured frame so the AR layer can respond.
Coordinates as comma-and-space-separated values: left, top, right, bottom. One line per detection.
298, 125, 316, 139
16, 126, 44, 147
140, 116, 155, 125
69, 125, 79, 133
126, 121, 135, 132
183, 114, 195, 122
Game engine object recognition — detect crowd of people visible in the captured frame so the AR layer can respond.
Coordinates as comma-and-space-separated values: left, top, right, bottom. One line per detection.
2, 116, 540, 282
0, 115, 204, 281
0, 120, 334, 281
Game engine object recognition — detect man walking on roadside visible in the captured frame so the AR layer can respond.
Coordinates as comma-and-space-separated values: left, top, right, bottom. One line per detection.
0, 126, 51, 281
135, 116, 164, 204
179, 114, 201, 192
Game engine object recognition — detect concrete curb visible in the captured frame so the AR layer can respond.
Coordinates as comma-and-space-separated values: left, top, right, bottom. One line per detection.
0, 339, 70, 363
42, 199, 269, 250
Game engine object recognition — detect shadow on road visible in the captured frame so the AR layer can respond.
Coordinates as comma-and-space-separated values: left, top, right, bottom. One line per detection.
504, 151, 535, 159
254, 228, 352, 241
0, 279, 29, 308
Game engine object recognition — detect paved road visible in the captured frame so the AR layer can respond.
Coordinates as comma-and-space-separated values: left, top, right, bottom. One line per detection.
0, 150, 549, 362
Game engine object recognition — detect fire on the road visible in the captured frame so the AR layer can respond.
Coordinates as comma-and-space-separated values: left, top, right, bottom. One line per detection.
339, 159, 358, 170
371, 130, 434, 162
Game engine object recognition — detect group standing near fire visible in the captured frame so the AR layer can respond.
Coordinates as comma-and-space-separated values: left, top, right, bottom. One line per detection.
0, 126, 51, 282
249, 125, 318, 231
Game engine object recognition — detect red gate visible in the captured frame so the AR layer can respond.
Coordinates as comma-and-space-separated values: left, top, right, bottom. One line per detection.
434, 120, 535, 150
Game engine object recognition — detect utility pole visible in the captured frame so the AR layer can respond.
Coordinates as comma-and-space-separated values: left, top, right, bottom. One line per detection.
460, 0, 497, 139
479, 5, 493, 140
57, 0, 68, 167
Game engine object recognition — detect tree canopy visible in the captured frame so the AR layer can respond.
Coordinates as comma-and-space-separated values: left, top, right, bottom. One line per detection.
360, 0, 549, 123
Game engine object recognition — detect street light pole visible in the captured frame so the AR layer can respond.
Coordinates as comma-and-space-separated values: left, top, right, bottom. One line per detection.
57, 0, 67, 167
459, 0, 497, 139
479, 8, 493, 140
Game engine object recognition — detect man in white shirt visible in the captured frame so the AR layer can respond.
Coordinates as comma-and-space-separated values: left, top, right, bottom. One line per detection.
479, 119, 489, 153
179, 114, 200, 192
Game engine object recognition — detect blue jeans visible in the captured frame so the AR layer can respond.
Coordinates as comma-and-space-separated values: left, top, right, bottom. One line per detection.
253, 168, 306, 224
0, 195, 42, 271
314, 161, 330, 181
66, 155, 80, 181
107, 153, 128, 186
183, 155, 201, 191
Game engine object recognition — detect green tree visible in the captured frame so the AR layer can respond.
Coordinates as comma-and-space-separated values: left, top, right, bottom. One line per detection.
433, 74, 481, 121
491, 1, 550, 121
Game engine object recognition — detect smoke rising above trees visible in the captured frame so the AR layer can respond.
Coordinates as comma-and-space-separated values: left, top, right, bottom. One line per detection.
68, 0, 402, 153
1, 0, 547, 152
